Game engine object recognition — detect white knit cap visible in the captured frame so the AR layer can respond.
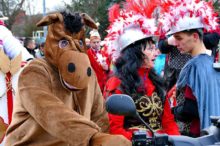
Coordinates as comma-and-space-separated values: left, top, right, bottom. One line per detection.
90, 29, 100, 40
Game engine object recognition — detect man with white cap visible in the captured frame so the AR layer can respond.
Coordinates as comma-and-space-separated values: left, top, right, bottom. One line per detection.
87, 28, 110, 92
159, 0, 220, 137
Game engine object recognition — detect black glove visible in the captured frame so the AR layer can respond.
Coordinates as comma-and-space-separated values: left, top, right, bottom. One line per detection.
172, 98, 199, 122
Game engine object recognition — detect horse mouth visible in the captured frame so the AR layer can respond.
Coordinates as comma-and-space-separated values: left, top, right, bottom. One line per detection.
63, 80, 78, 90
60, 77, 80, 91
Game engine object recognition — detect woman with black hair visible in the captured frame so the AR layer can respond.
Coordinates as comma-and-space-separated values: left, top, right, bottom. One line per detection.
103, 2, 180, 140
104, 37, 180, 140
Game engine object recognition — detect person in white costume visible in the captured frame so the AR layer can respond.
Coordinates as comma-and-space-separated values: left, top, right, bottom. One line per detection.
0, 16, 33, 146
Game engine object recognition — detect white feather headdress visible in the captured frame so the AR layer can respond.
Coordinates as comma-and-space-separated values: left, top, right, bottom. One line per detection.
104, 1, 159, 62
158, 0, 219, 35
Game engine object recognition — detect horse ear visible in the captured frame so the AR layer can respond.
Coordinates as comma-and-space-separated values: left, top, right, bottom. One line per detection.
36, 13, 61, 27
80, 13, 97, 29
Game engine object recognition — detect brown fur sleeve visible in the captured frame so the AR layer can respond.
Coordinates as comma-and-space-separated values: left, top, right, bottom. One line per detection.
18, 61, 99, 145
91, 78, 110, 133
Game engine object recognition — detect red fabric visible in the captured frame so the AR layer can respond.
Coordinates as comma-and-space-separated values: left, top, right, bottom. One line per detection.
104, 77, 133, 140
161, 95, 180, 135
215, 52, 219, 62
108, 114, 133, 140
0, 20, 5, 26
87, 48, 109, 92
6, 72, 13, 124
166, 85, 177, 107
184, 86, 196, 100
184, 86, 200, 136
137, 68, 155, 96
103, 70, 180, 140
103, 76, 121, 99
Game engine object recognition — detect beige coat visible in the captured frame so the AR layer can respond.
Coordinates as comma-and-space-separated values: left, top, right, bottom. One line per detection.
5, 59, 110, 146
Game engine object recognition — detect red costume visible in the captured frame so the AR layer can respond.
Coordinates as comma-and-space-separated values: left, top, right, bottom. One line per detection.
104, 68, 180, 140
167, 85, 200, 137
87, 48, 110, 92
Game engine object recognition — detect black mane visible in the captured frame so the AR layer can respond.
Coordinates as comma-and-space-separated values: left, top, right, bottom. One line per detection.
61, 11, 84, 34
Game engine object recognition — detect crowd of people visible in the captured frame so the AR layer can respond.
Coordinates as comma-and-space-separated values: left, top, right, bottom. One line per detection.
0, 0, 220, 145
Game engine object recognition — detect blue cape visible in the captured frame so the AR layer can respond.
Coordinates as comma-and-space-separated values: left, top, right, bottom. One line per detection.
177, 54, 220, 129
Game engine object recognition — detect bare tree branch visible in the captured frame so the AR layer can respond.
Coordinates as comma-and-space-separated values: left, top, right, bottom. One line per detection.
1, 0, 25, 30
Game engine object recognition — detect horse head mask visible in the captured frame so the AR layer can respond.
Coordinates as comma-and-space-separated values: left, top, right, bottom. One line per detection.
37, 11, 97, 90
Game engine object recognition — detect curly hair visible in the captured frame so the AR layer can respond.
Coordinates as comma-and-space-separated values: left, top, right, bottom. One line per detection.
115, 38, 148, 96
115, 37, 166, 100
61, 11, 84, 34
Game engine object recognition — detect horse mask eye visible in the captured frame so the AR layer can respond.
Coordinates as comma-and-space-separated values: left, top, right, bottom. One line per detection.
79, 40, 83, 47
59, 40, 69, 48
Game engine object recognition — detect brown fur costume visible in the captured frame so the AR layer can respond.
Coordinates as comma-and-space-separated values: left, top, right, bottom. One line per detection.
5, 11, 131, 146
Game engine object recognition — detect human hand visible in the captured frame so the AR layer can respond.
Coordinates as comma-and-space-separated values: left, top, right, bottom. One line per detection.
167, 85, 177, 108
167, 35, 177, 46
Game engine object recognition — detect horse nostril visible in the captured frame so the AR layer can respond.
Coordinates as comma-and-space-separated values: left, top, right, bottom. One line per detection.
87, 67, 92, 77
68, 63, 76, 73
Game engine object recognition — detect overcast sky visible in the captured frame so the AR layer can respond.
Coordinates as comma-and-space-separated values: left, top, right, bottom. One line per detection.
26, 0, 72, 14
45, 0, 71, 11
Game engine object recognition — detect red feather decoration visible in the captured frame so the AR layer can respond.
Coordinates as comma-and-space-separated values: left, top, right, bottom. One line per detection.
108, 4, 121, 23
125, 0, 143, 15
125, 0, 160, 18
159, 0, 175, 13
